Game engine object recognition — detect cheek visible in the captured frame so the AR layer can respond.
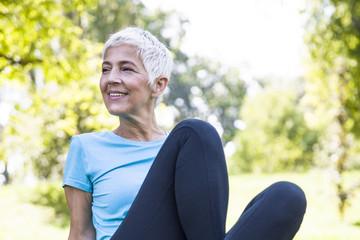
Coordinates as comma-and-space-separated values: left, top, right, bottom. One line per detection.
99, 78, 106, 91
125, 81, 145, 92
136, 77, 151, 90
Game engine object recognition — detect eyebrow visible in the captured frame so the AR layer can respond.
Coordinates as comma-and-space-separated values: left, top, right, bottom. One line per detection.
101, 60, 137, 67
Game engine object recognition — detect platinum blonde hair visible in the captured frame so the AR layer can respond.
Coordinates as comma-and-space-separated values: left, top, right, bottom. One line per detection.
102, 27, 173, 87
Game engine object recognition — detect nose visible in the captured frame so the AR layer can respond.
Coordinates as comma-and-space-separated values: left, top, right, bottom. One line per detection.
107, 68, 122, 84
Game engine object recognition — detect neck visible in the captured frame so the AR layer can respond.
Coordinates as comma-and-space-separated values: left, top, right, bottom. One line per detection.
114, 113, 165, 142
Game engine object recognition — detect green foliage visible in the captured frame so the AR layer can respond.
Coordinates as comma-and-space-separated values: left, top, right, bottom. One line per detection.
304, 0, 360, 217
0, 0, 113, 180
84, 0, 148, 42
30, 182, 70, 227
229, 87, 318, 173
304, 0, 360, 136
0, 0, 98, 86
166, 58, 246, 144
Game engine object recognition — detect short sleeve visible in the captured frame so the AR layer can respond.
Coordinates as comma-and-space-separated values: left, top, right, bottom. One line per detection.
63, 135, 92, 192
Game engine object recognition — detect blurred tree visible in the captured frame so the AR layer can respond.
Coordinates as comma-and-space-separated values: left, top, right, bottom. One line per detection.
166, 57, 246, 144
304, 0, 360, 217
0, 0, 101, 182
229, 85, 318, 173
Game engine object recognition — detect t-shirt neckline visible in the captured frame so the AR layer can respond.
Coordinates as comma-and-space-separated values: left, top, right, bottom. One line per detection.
107, 130, 168, 144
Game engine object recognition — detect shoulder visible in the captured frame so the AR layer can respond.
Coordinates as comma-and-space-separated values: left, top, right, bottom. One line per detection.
73, 131, 108, 139
71, 131, 110, 144
68, 132, 114, 155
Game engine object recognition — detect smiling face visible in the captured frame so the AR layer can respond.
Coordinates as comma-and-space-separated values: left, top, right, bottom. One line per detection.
100, 44, 155, 118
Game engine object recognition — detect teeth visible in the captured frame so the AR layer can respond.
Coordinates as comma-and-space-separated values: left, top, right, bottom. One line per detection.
110, 93, 126, 97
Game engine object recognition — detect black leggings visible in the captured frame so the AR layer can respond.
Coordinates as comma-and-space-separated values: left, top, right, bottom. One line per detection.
111, 119, 306, 240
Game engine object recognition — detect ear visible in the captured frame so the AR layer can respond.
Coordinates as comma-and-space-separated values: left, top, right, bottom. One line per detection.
151, 76, 168, 98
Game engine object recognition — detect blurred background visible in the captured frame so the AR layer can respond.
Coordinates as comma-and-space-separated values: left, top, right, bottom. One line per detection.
1, 0, 360, 239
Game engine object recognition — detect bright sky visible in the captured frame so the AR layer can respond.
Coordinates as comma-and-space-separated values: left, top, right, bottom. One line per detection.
142, 0, 308, 79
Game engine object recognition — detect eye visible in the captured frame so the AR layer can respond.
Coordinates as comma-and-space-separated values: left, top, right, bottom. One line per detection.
122, 67, 134, 72
102, 67, 111, 73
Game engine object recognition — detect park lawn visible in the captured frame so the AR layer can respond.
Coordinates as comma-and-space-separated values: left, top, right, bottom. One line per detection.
1, 170, 360, 239
0, 183, 69, 240
227, 170, 360, 240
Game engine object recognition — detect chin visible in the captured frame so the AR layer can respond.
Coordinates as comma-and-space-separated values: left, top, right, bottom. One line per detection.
107, 109, 123, 116
106, 107, 123, 116
108, 112, 120, 116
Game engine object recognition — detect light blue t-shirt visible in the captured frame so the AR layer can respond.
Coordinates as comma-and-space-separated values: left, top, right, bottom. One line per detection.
63, 131, 167, 240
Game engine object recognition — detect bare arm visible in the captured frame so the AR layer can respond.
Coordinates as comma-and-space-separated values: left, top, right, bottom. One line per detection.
64, 186, 96, 240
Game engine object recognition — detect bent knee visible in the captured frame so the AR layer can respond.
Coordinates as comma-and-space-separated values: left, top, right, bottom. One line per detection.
172, 119, 223, 154
175, 119, 211, 130
174, 119, 219, 137
269, 181, 307, 214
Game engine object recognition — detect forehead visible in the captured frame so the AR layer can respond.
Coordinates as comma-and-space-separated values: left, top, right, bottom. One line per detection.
103, 44, 140, 63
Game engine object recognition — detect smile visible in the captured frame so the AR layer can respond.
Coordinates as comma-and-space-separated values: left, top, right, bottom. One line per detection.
109, 93, 127, 97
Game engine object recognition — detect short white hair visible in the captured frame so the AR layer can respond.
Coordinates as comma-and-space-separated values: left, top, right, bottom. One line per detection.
102, 27, 173, 87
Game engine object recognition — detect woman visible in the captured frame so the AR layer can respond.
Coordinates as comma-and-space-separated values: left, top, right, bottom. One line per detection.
63, 27, 306, 240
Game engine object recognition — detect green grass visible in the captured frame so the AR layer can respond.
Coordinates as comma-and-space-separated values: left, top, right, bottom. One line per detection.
227, 171, 360, 239
0, 184, 69, 240
1, 171, 360, 239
